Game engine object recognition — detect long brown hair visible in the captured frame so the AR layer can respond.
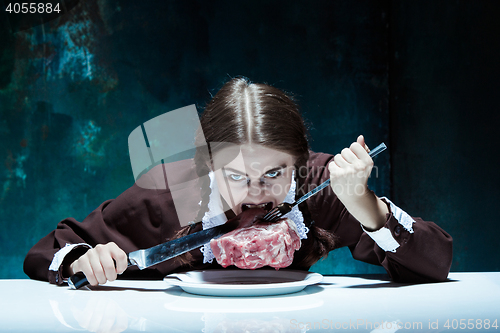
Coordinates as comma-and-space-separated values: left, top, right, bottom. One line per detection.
177, 77, 337, 269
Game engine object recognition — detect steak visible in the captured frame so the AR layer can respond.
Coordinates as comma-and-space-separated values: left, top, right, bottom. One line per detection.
210, 208, 301, 270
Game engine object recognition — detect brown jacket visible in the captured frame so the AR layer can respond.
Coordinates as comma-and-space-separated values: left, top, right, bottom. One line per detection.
24, 152, 453, 284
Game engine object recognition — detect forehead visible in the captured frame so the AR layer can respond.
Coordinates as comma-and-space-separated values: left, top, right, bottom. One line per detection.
212, 144, 295, 174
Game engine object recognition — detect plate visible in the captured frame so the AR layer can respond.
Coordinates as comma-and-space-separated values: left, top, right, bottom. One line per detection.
163, 269, 323, 297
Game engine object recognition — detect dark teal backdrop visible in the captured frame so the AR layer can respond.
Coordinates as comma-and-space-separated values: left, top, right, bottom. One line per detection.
0, 0, 498, 279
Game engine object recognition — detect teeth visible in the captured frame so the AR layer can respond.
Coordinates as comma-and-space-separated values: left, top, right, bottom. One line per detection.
242, 203, 271, 211
244, 204, 265, 209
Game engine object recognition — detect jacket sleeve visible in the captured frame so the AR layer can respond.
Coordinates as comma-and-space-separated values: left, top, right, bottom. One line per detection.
306, 152, 453, 283
23, 161, 204, 285
23, 184, 171, 284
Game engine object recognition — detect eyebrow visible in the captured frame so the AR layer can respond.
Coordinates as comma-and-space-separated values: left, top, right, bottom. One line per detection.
264, 164, 288, 175
222, 164, 288, 177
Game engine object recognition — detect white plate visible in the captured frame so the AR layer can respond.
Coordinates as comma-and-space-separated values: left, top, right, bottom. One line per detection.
163, 269, 323, 297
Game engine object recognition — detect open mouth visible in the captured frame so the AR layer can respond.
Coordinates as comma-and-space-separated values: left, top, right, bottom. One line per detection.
241, 202, 273, 213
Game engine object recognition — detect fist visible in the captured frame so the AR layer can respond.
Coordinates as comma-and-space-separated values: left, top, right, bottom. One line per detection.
70, 242, 128, 286
328, 135, 373, 199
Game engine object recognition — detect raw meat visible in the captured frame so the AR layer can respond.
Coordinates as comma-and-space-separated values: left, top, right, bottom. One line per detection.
210, 209, 301, 270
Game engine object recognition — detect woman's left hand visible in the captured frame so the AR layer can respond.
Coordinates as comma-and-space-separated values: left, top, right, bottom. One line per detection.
328, 135, 373, 201
328, 135, 388, 230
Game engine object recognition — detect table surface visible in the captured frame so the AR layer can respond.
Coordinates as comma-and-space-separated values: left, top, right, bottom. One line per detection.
1, 272, 499, 332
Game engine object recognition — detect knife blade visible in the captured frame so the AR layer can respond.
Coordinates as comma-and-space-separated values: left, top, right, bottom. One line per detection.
68, 218, 239, 289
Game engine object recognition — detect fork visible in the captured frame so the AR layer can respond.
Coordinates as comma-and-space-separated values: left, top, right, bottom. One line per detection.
261, 142, 387, 222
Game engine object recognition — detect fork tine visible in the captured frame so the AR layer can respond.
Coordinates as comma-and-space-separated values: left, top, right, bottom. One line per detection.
263, 202, 295, 221
263, 211, 277, 220
271, 212, 282, 220
265, 215, 278, 222
268, 213, 281, 220
263, 208, 281, 221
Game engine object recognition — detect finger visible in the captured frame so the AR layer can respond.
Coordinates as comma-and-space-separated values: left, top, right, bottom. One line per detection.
87, 249, 107, 285
357, 135, 364, 147
333, 153, 349, 168
328, 160, 345, 179
350, 142, 371, 162
97, 246, 118, 282
341, 147, 359, 164
328, 161, 340, 174
107, 243, 128, 274
357, 135, 370, 153
74, 257, 98, 286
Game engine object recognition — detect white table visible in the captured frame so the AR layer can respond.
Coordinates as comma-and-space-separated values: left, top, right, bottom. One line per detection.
1, 273, 499, 332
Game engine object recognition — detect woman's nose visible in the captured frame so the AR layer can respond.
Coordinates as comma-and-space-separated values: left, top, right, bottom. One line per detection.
246, 180, 267, 199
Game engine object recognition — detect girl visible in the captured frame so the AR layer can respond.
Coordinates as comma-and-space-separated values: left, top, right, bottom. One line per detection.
24, 77, 453, 286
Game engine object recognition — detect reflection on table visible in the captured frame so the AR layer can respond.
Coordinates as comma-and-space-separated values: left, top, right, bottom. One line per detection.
0, 272, 499, 332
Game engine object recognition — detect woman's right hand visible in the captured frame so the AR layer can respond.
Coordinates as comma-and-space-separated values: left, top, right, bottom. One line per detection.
69, 242, 128, 286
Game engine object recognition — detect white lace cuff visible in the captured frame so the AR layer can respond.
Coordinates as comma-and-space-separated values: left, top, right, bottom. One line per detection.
362, 197, 416, 252
363, 226, 400, 252
380, 197, 415, 233
48, 243, 92, 272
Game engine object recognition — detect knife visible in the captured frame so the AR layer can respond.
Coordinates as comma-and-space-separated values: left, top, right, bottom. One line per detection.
68, 218, 239, 289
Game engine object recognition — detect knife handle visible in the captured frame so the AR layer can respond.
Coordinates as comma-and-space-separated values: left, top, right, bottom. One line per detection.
68, 272, 89, 290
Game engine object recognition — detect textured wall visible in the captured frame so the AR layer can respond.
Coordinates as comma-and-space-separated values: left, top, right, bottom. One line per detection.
389, 1, 500, 272
2, 0, 390, 279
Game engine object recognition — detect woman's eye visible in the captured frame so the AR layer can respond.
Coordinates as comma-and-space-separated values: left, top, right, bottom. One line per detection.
265, 170, 281, 178
229, 174, 246, 181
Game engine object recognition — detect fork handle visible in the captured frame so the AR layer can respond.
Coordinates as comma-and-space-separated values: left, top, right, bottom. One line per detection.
296, 180, 331, 205
295, 142, 387, 205
366, 142, 387, 158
